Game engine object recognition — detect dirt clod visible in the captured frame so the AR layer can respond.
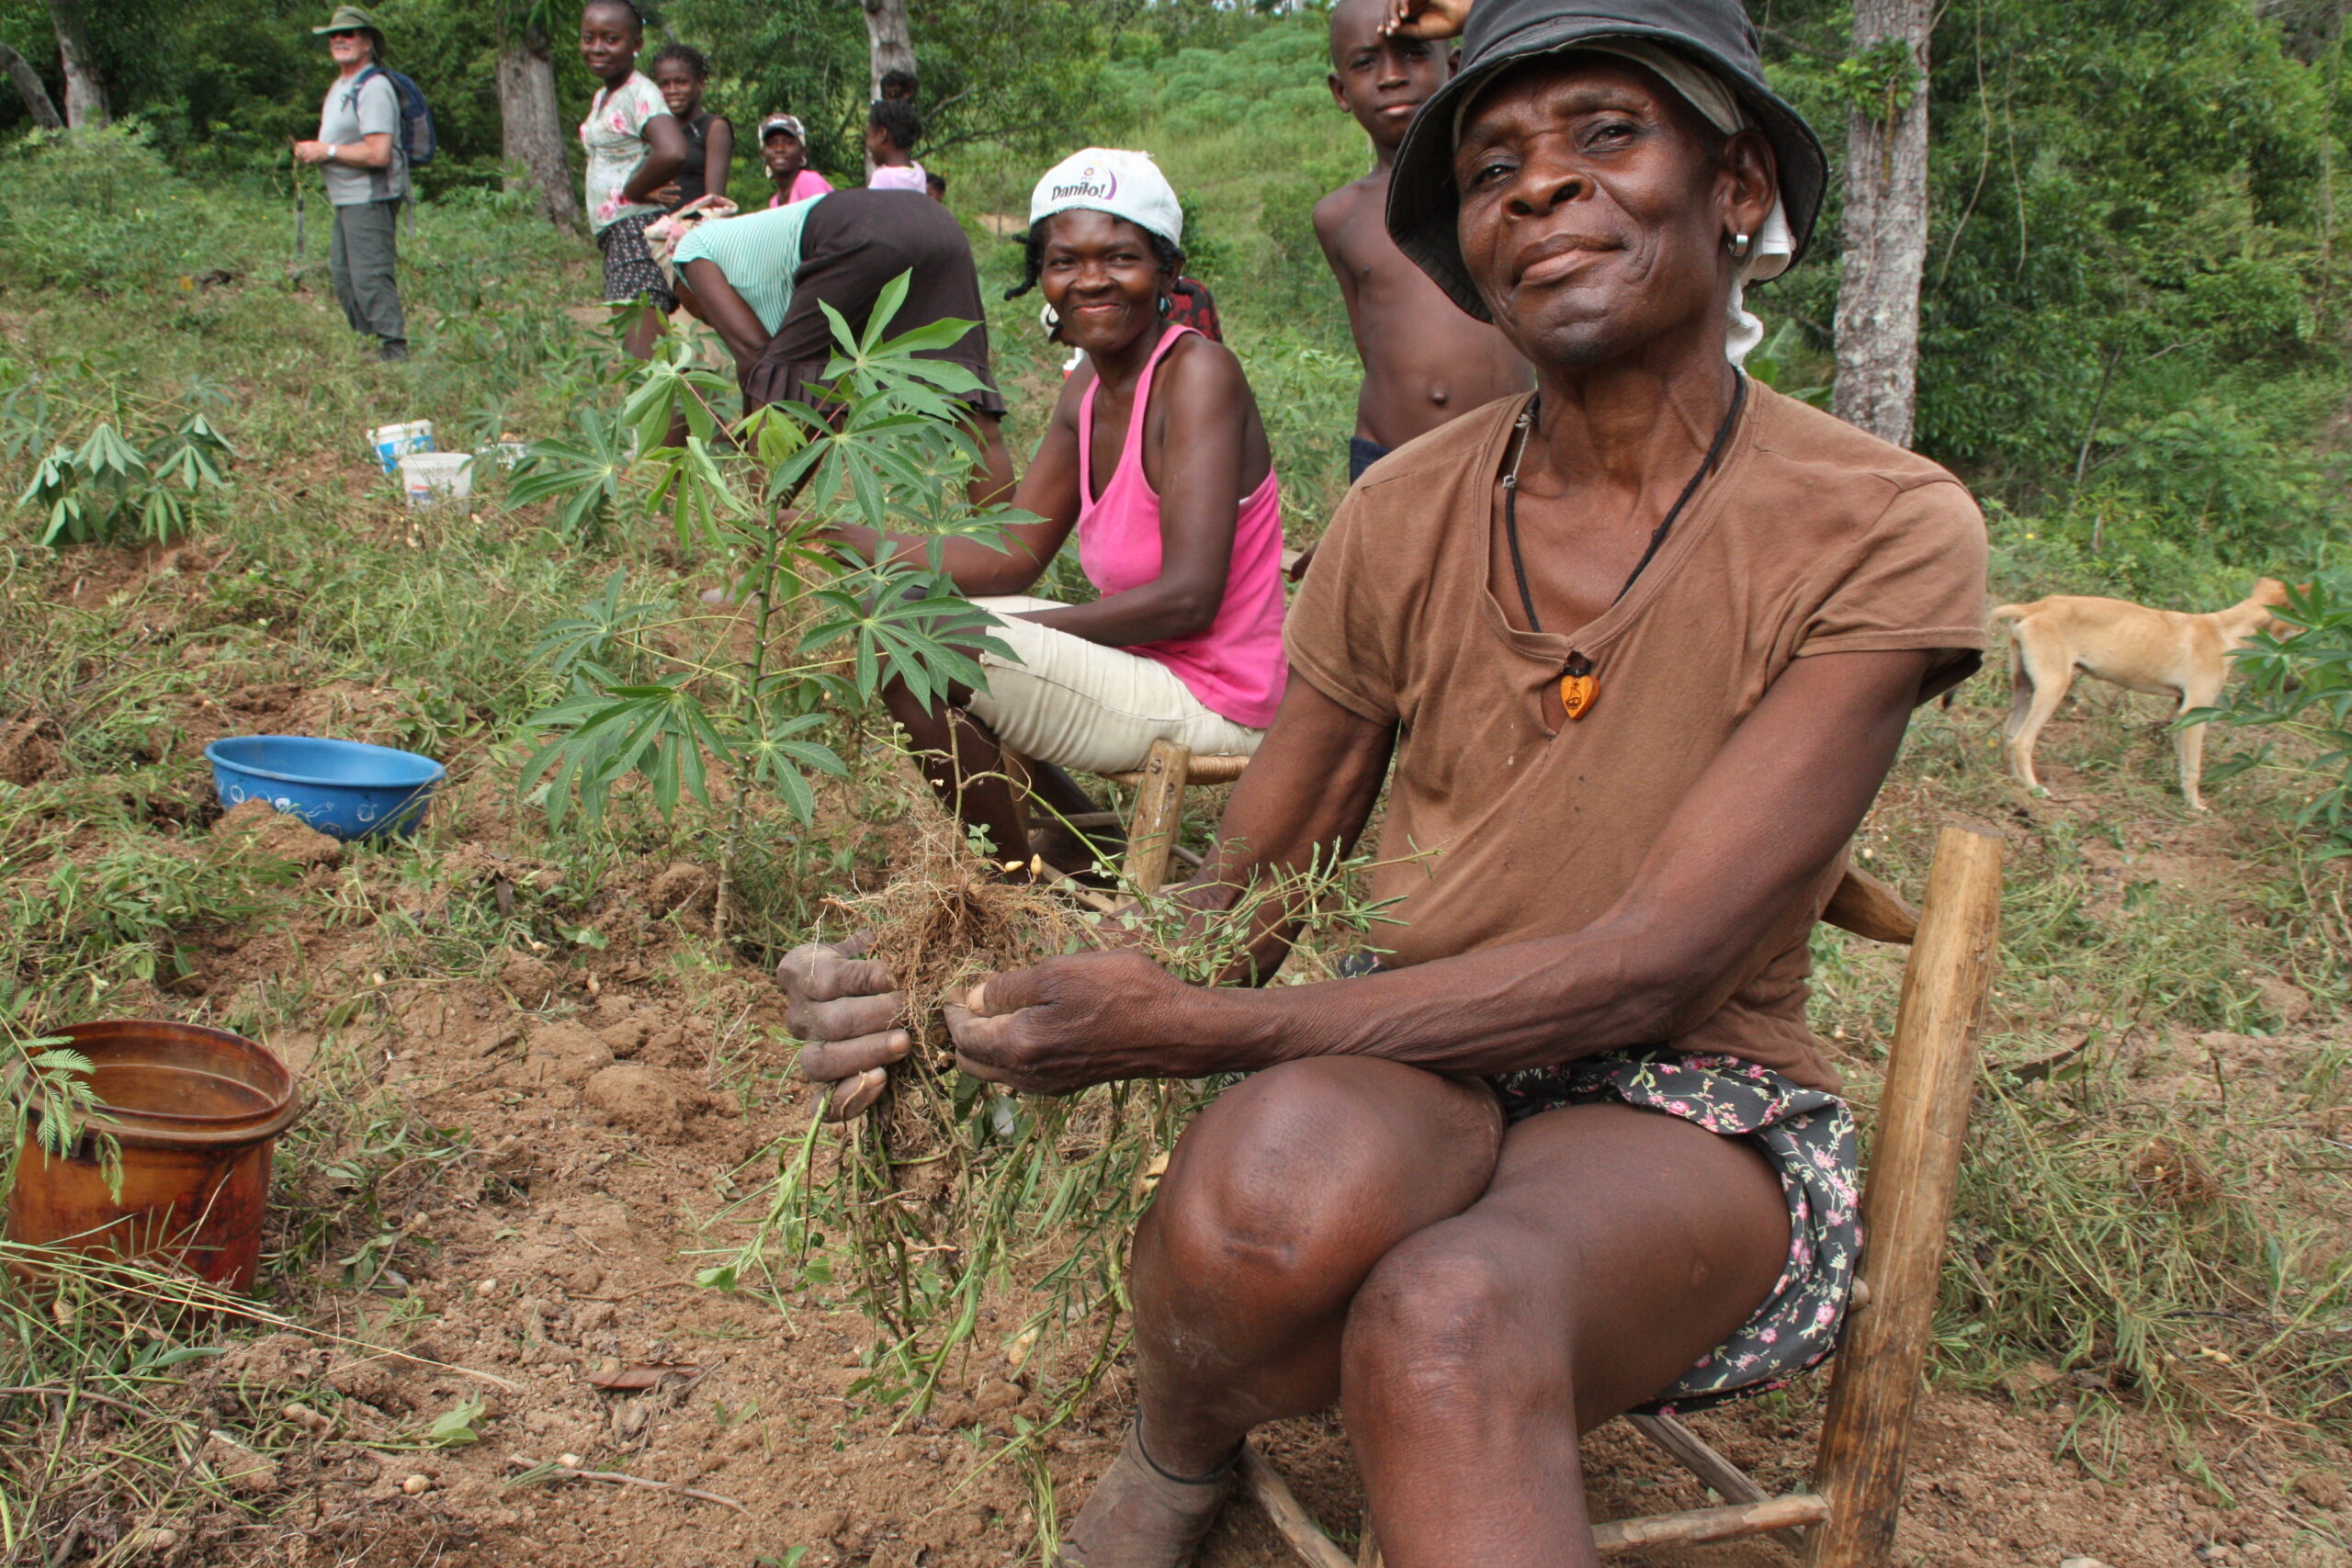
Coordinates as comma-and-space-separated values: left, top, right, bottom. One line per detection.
582, 1063, 701, 1139
2255, 976, 2312, 1024
212, 796, 342, 866
648, 862, 717, 914
201, 1430, 277, 1495
506, 1021, 613, 1090
324, 1359, 402, 1409
500, 951, 563, 1002
972, 1377, 1023, 1413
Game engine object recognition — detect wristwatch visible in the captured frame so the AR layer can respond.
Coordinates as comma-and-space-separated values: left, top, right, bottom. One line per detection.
325, 144, 340, 163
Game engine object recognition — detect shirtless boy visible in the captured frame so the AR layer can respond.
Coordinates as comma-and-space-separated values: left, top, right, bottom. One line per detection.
1314, 0, 1530, 481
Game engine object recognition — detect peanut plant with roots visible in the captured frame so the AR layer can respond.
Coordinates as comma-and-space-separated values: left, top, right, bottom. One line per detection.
697, 832, 1412, 1552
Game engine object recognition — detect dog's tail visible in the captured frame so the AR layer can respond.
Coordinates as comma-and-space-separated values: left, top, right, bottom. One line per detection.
1943, 601, 2034, 710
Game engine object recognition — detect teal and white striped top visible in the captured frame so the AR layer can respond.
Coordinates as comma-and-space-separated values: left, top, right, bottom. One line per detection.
672, 195, 827, 335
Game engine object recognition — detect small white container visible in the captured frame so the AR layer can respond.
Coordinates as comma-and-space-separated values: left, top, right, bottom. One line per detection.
368, 420, 435, 475
400, 451, 473, 507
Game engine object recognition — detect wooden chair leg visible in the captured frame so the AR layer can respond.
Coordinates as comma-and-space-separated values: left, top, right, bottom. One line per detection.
1804, 825, 2004, 1568
1239, 1449, 1354, 1568
1628, 1412, 1805, 1551
997, 746, 1033, 861
1122, 739, 1192, 894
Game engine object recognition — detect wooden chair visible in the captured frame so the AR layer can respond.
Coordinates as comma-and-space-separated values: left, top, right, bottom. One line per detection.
1216, 822, 2007, 1568
1018, 738, 1251, 897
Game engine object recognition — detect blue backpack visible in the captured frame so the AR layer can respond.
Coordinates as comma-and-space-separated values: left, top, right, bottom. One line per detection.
353, 65, 437, 167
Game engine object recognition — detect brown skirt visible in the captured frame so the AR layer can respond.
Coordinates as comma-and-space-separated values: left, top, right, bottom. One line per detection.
741, 187, 1006, 417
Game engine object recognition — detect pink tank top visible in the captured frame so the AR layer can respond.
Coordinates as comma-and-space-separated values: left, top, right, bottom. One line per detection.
1078, 325, 1289, 730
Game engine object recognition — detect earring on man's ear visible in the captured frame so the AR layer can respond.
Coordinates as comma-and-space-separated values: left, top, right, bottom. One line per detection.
1727, 232, 1753, 260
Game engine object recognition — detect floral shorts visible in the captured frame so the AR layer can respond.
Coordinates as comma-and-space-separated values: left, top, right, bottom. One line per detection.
1491, 1048, 1861, 1413
596, 210, 678, 312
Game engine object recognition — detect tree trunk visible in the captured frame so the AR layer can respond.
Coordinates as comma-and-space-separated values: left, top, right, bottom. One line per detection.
46, 0, 106, 129
497, 25, 581, 229
863, 0, 916, 99
1831, 0, 1931, 448
0, 41, 63, 130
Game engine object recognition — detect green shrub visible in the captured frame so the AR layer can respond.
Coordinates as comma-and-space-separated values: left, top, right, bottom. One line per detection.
0, 123, 266, 296
2192, 578, 2352, 850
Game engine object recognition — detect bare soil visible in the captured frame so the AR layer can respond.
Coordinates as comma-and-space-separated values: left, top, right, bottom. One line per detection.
14, 542, 2351, 1567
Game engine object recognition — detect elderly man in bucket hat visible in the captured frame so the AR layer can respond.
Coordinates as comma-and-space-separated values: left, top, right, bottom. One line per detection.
293, 6, 408, 362
780, 2, 1989, 1562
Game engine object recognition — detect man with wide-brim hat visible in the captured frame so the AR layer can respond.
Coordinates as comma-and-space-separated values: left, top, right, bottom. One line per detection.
294, 5, 409, 362
781, 2, 1988, 1562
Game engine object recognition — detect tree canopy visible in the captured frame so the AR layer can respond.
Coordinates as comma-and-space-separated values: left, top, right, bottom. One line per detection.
1, 0, 2345, 569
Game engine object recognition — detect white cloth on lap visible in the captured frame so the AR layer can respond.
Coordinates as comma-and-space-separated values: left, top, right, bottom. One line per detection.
963, 596, 1264, 775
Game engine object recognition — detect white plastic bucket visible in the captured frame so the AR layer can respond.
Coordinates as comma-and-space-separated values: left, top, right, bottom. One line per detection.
368, 420, 435, 475
400, 451, 473, 507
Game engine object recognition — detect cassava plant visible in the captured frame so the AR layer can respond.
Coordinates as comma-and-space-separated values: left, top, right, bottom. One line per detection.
2188, 578, 2352, 850
517, 276, 1020, 920
5, 368, 234, 547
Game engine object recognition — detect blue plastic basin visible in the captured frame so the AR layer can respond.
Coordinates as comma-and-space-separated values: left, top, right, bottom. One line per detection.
203, 736, 446, 841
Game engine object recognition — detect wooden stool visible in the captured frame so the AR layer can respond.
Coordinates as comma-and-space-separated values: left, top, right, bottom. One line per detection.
1240, 828, 2005, 1568
1102, 739, 1249, 893
1026, 738, 1249, 895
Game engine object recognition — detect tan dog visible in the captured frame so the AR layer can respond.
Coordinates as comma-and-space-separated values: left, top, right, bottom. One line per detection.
1996, 578, 2296, 811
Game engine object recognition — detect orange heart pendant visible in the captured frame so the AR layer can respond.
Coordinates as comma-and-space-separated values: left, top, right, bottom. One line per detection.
1559, 672, 1598, 721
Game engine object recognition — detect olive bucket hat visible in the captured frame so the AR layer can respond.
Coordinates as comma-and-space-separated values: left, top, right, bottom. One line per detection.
313, 5, 387, 53
1385, 0, 1827, 321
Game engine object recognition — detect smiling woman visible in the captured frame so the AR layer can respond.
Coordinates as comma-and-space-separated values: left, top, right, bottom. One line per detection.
781, 6, 1989, 1566
810, 149, 1289, 888
576, 0, 688, 360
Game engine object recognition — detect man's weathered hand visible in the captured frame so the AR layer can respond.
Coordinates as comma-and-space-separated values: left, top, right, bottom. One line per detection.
944, 950, 1205, 1095
776, 936, 908, 1122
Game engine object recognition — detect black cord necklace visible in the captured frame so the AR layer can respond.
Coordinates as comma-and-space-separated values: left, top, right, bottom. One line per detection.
1501, 373, 1748, 720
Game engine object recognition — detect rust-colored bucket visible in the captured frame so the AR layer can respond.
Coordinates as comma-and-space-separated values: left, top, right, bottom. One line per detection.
6, 1021, 302, 1292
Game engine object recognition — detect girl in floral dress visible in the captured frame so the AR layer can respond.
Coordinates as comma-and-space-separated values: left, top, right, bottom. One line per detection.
577, 0, 689, 358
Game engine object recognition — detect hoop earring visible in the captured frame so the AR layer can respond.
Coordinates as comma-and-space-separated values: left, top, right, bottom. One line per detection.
1727, 232, 1753, 260
1043, 305, 1061, 330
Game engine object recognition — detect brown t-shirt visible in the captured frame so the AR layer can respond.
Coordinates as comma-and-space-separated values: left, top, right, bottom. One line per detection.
1285, 384, 1988, 1092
